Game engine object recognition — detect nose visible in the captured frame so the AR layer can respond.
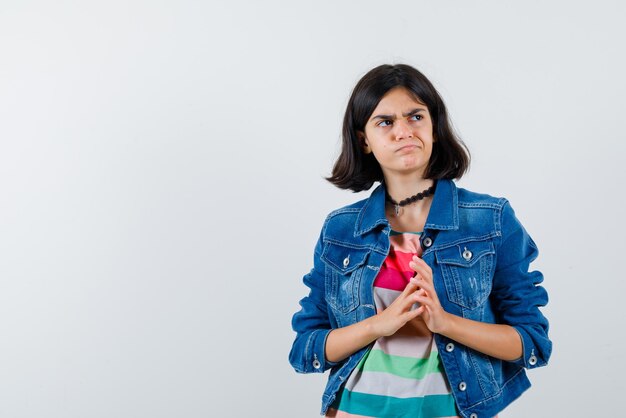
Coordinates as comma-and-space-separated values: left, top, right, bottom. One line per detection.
393, 119, 413, 141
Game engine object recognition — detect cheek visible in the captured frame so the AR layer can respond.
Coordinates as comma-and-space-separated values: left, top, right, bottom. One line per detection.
371, 140, 391, 152
419, 124, 434, 136
419, 128, 435, 146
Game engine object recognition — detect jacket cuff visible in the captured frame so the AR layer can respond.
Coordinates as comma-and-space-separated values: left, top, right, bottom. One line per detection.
307, 328, 338, 372
511, 325, 549, 369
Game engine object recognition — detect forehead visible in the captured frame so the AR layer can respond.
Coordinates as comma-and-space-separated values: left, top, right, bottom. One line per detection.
372, 87, 427, 113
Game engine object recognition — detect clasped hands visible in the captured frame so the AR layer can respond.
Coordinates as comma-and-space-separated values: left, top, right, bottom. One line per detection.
372, 255, 451, 338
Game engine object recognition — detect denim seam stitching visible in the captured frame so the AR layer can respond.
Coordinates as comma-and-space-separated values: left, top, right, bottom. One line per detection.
323, 239, 373, 250
436, 246, 495, 266
462, 366, 526, 410
304, 330, 316, 372
321, 251, 369, 274
327, 207, 361, 218
468, 347, 489, 400
355, 220, 388, 236
495, 198, 506, 236
323, 238, 388, 255
423, 233, 498, 255
458, 202, 501, 209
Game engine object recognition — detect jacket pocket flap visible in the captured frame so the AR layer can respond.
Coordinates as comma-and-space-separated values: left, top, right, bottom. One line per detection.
321, 242, 370, 274
435, 240, 495, 268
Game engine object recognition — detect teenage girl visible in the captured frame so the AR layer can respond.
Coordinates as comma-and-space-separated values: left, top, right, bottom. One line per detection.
289, 64, 551, 418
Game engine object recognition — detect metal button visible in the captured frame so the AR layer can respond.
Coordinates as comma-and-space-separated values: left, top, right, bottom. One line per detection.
422, 236, 433, 248
462, 248, 473, 261
528, 355, 537, 366
312, 359, 321, 369
343, 256, 350, 268
458, 381, 467, 391
470, 414, 478, 418
445, 343, 455, 352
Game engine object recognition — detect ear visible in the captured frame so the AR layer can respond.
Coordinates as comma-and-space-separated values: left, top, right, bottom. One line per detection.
358, 132, 371, 154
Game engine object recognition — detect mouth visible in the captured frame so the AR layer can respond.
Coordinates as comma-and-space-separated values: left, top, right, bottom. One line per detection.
396, 144, 419, 152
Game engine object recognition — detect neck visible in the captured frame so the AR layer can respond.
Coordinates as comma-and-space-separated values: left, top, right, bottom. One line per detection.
384, 176, 434, 203
383, 175, 434, 218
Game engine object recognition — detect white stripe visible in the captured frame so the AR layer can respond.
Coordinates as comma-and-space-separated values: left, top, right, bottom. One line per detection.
374, 287, 402, 308
374, 287, 425, 314
372, 332, 438, 358
343, 369, 453, 399
373, 288, 436, 357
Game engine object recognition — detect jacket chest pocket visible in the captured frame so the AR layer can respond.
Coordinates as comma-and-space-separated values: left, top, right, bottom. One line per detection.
435, 240, 495, 310
321, 242, 371, 314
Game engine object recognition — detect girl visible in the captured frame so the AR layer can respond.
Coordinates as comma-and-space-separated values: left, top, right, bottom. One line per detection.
289, 64, 551, 418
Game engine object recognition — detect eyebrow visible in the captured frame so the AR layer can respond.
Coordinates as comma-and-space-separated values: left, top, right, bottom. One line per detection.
370, 108, 426, 121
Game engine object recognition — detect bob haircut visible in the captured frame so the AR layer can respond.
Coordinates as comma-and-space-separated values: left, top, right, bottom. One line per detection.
326, 64, 470, 192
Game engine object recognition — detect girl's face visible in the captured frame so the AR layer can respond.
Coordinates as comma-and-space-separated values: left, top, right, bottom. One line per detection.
359, 87, 434, 180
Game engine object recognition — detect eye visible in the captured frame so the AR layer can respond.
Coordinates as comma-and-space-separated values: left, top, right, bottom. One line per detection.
377, 120, 392, 127
410, 114, 423, 121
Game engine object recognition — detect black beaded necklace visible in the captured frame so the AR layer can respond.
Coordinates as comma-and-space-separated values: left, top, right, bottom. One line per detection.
385, 181, 436, 216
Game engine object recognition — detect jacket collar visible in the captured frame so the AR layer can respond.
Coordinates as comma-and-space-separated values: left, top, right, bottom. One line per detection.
424, 178, 459, 231
355, 178, 459, 236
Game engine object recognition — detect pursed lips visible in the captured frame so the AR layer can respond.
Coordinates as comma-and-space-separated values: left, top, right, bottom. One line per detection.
396, 144, 420, 152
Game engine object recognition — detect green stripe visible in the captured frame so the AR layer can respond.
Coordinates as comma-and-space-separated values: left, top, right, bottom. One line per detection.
357, 349, 444, 380
335, 389, 458, 417
390, 229, 422, 236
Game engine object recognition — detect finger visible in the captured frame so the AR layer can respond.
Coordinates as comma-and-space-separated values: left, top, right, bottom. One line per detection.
413, 277, 434, 294
401, 276, 420, 296
404, 292, 426, 313
413, 295, 433, 308
414, 289, 435, 303
414, 293, 442, 313
415, 278, 441, 304
408, 277, 428, 296
397, 293, 419, 313
411, 255, 433, 273
412, 283, 440, 308
405, 305, 425, 321
410, 257, 432, 275
409, 260, 433, 283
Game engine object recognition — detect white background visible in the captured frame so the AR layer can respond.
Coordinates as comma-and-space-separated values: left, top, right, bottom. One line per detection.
1, 1, 625, 417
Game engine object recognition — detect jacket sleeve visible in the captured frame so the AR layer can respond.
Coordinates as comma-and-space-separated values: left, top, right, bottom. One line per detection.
491, 199, 552, 369
288, 221, 338, 374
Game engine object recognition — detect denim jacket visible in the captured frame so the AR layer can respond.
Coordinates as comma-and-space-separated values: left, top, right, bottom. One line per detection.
289, 179, 551, 418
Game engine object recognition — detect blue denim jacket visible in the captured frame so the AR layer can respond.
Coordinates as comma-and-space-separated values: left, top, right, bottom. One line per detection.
289, 179, 551, 418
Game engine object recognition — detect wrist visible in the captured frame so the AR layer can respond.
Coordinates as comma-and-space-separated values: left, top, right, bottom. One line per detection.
364, 315, 383, 340
437, 311, 456, 336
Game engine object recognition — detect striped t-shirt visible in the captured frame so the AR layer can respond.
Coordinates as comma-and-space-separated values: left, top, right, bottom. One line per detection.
326, 229, 459, 418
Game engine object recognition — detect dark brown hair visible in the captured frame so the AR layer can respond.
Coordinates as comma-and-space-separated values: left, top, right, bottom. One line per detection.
326, 64, 470, 192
